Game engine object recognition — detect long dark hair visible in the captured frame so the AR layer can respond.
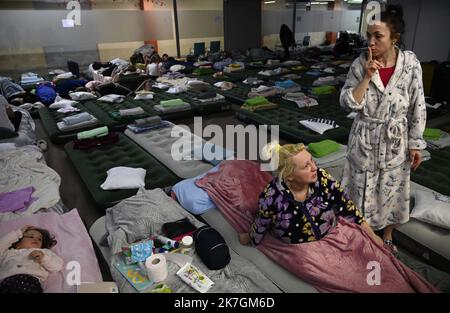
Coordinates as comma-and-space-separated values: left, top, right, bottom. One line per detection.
381, 4, 406, 50
12, 227, 57, 249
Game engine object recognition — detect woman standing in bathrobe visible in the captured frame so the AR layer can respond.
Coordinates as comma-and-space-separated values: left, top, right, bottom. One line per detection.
340, 5, 426, 252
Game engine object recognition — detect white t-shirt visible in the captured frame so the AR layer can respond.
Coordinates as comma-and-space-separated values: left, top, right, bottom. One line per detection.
147, 63, 160, 76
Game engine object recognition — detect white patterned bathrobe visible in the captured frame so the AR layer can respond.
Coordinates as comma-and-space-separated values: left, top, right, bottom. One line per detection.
340, 49, 427, 230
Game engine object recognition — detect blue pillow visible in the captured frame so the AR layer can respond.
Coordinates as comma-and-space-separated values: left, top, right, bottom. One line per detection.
172, 165, 220, 215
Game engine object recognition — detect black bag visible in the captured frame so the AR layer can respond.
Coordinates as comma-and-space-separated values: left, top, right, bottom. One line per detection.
162, 218, 197, 239
193, 226, 230, 270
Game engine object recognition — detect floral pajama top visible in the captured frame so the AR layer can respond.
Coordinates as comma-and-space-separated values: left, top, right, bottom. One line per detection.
249, 168, 365, 245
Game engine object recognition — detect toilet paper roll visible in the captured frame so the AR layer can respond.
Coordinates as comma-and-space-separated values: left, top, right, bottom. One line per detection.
145, 254, 168, 283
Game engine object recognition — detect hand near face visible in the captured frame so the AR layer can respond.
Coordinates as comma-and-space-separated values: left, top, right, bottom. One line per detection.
29, 250, 45, 264
365, 48, 383, 79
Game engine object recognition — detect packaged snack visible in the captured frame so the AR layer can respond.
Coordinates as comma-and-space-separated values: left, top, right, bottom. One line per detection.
176, 263, 214, 293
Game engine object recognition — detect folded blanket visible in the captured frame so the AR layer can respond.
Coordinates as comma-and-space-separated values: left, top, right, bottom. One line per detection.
57, 118, 99, 132
195, 160, 439, 293
427, 131, 450, 149
308, 139, 340, 158
119, 107, 145, 117
214, 81, 235, 90
62, 112, 92, 125
166, 86, 187, 94
423, 128, 442, 140
126, 121, 170, 134
154, 102, 191, 113
134, 116, 161, 126
77, 126, 109, 140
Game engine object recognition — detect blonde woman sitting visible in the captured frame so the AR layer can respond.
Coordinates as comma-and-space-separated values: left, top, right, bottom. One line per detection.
239, 143, 383, 246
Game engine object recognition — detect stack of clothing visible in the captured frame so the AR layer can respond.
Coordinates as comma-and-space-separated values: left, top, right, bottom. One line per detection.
223, 63, 245, 73
291, 65, 306, 71
305, 70, 322, 77
258, 67, 290, 77
281, 60, 301, 67
273, 80, 302, 94
126, 116, 170, 134
310, 63, 328, 70
299, 118, 339, 134
153, 98, 191, 114
160, 71, 185, 80
312, 76, 338, 86
243, 77, 264, 85
20, 72, 44, 86
108, 107, 148, 121
247, 85, 280, 98
424, 128, 450, 149
57, 111, 99, 131
213, 81, 235, 91
73, 126, 118, 150
282, 92, 318, 108
193, 91, 226, 106
241, 96, 277, 112
281, 73, 301, 80
134, 91, 154, 100
307, 139, 346, 168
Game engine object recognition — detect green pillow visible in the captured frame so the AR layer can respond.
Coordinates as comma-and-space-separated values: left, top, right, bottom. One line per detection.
77, 126, 108, 140
244, 96, 269, 106
308, 139, 340, 158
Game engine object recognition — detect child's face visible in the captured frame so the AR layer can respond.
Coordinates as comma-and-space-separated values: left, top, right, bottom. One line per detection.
17, 229, 43, 249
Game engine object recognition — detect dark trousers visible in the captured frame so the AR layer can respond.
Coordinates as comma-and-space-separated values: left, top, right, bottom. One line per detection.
0, 274, 43, 293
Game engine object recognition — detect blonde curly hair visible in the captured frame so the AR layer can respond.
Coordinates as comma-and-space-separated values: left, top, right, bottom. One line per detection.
265, 142, 306, 182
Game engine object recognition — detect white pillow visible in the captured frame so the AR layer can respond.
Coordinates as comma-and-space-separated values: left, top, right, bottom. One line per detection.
49, 99, 78, 109
100, 167, 146, 190
69, 92, 97, 101
411, 189, 450, 230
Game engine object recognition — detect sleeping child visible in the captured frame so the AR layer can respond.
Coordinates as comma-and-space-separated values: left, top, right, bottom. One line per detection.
0, 226, 64, 293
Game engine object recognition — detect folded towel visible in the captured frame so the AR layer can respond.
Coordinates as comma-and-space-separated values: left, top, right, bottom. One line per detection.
126, 121, 170, 134
311, 85, 337, 95
160, 98, 185, 107
426, 131, 450, 149
166, 86, 187, 94
308, 139, 341, 158
77, 126, 109, 140
244, 96, 269, 106
134, 91, 154, 100
134, 116, 162, 126
423, 128, 442, 140
63, 112, 92, 125
153, 83, 171, 89
154, 102, 191, 113
274, 80, 296, 89
119, 107, 145, 116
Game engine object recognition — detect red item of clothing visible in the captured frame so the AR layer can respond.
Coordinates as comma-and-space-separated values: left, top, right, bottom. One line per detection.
379, 66, 395, 87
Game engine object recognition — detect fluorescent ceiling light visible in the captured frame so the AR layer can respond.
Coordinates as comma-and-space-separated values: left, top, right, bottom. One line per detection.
310, 1, 329, 4
264, 1, 276, 4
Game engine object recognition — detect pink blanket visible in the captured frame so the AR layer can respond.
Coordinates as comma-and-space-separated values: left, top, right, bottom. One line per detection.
0, 210, 102, 293
196, 160, 439, 293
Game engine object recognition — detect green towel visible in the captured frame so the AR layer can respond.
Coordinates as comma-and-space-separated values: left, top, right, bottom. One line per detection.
311, 85, 337, 95
308, 139, 340, 158
423, 128, 442, 140
160, 99, 185, 107
77, 126, 108, 140
244, 96, 269, 106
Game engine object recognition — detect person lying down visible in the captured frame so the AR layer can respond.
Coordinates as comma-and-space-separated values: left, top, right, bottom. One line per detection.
237, 143, 439, 292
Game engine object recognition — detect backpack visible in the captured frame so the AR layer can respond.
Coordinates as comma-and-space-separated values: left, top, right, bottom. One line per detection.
193, 226, 230, 270
35, 82, 57, 106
